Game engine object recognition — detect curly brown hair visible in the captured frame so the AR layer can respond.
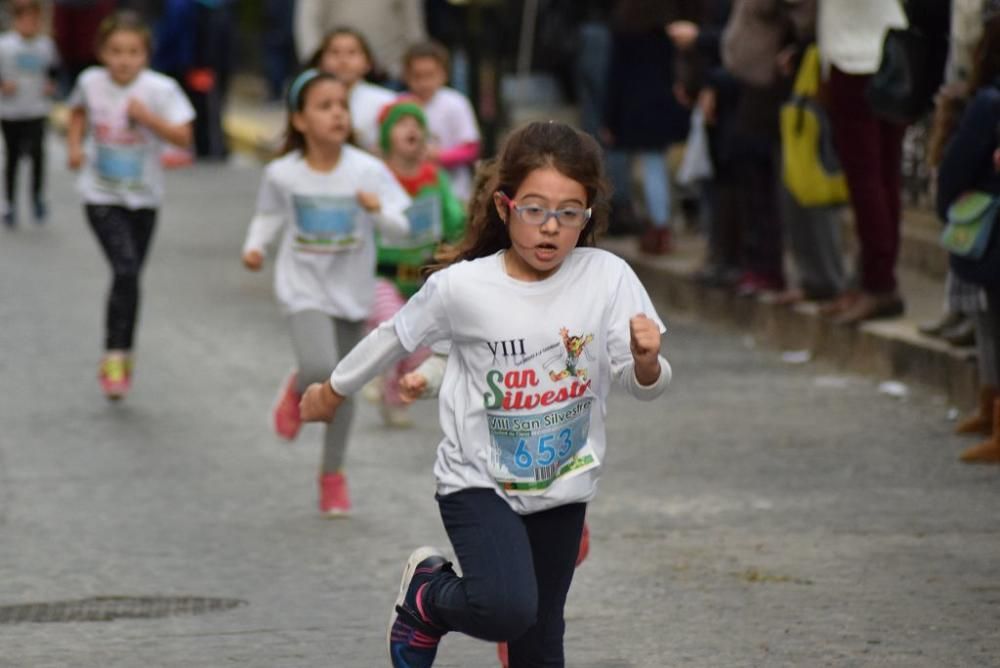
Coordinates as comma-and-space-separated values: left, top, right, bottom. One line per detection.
432, 121, 609, 272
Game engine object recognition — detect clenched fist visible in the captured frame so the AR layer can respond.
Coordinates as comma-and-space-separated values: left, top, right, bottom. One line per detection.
242, 249, 264, 271
629, 314, 662, 385
398, 372, 428, 405
357, 191, 381, 213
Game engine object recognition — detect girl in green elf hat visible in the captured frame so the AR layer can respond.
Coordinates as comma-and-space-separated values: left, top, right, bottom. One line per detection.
364, 98, 466, 427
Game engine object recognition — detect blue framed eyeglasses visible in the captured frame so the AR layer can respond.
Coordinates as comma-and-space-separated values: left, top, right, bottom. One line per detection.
499, 192, 592, 229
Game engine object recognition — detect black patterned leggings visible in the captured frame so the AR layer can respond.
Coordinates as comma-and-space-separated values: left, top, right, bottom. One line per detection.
85, 205, 157, 351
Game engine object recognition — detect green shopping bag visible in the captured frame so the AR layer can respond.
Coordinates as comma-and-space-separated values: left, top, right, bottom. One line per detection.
941, 191, 1000, 259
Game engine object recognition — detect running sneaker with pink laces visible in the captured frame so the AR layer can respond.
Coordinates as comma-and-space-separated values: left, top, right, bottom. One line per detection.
99, 354, 130, 400
272, 371, 302, 441
388, 546, 451, 667
318, 471, 351, 516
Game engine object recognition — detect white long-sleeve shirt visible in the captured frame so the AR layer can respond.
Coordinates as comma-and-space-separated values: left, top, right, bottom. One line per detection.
243, 146, 411, 319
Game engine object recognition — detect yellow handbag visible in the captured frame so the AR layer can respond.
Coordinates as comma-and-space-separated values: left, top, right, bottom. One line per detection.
780, 45, 850, 208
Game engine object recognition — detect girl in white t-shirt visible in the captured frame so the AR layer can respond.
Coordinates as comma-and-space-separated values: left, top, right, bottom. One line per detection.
307, 27, 397, 155
299, 121, 672, 667
241, 69, 410, 517
66, 11, 195, 401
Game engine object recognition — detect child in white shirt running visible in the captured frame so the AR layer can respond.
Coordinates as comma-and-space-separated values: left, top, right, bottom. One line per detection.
66, 10, 195, 401
0, 0, 58, 227
403, 40, 481, 201
308, 27, 397, 155
299, 120, 671, 667
242, 68, 411, 517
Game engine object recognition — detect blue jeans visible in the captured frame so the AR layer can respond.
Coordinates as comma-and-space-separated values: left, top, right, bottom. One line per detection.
423, 488, 586, 667
607, 151, 672, 228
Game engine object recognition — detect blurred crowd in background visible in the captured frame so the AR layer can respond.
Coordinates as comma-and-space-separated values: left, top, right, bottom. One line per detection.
4, 0, 1000, 462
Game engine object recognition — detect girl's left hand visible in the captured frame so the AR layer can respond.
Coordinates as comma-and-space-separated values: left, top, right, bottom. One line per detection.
357, 191, 381, 213
300, 381, 344, 423
630, 314, 662, 383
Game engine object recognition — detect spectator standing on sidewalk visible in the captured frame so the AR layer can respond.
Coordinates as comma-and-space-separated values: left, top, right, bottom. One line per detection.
921, 0, 986, 348
263, 0, 297, 104
667, 0, 736, 282
716, 0, 797, 297
817, 0, 908, 324
773, 0, 848, 305
150, 0, 235, 161
0, 0, 59, 228
934, 4, 1000, 464
603, 0, 691, 255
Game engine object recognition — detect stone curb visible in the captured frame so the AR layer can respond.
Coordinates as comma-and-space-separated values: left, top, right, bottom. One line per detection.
603, 238, 978, 408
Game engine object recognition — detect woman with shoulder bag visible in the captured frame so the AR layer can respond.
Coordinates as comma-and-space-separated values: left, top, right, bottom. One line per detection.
936, 4, 1000, 463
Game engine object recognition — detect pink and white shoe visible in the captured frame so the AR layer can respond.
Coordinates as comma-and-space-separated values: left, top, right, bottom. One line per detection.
272, 371, 302, 441
319, 471, 351, 517
99, 353, 130, 400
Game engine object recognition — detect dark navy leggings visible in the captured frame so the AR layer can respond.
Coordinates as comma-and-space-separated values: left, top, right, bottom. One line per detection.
86, 205, 157, 351
1, 117, 45, 207
424, 488, 586, 667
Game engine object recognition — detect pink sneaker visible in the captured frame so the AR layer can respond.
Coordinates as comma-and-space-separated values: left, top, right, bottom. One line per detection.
272, 371, 302, 441
99, 354, 130, 400
319, 472, 351, 516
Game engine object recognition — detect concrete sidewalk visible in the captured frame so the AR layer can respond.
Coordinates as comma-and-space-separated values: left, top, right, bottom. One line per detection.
213, 99, 978, 409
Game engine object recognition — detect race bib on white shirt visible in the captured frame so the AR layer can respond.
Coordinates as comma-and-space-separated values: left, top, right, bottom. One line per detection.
291, 194, 362, 253
396, 195, 443, 249
481, 328, 601, 494
95, 139, 146, 191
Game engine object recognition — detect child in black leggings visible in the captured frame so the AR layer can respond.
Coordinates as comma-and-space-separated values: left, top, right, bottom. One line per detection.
66, 11, 195, 400
0, 0, 58, 227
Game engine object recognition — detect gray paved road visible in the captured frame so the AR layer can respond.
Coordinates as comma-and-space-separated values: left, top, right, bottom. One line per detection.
1, 158, 998, 667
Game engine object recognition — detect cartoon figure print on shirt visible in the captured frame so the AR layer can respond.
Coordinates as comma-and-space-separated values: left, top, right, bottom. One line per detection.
483, 326, 600, 495
548, 328, 594, 382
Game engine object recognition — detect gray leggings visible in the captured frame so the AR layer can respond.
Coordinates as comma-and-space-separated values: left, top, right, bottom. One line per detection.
289, 310, 365, 474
